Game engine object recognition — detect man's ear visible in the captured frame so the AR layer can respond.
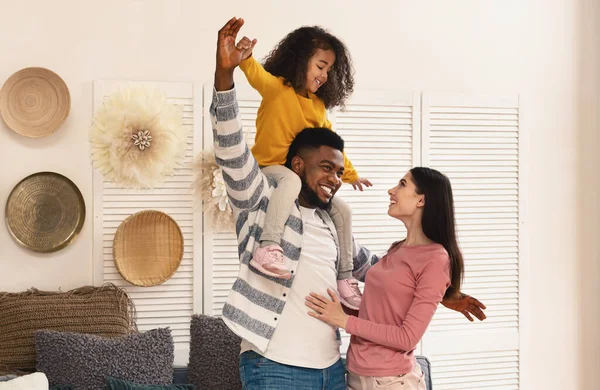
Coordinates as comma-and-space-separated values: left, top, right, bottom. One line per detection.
290, 156, 304, 174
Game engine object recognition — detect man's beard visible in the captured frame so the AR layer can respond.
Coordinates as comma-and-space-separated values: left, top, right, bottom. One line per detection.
300, 176, 332, 210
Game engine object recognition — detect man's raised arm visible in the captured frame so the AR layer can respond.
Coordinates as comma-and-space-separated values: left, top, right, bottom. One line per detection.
211, 17, 267, 212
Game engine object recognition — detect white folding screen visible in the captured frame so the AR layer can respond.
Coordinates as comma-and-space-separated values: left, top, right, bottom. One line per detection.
420, 93, 521, 390
92, 82, 522, 382
92, 81, 203, 365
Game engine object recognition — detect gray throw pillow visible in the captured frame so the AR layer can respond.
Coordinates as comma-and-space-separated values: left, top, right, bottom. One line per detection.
188, 315, 242, 390
105, 376, 193, 390
35, 328, 174, 390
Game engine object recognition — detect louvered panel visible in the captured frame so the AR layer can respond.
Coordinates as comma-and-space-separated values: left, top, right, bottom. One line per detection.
335, 91, 419, 256
421, 93, 520, 388
333, 90, 420, 354
93, 81, 201, 365
430, 350, 519, 390
424, 94, 519, 332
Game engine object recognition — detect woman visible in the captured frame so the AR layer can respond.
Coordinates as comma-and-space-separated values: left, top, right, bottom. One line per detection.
305, 167, 467, 389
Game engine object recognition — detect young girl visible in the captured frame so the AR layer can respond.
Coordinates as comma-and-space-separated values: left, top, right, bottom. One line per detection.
306, 167, 465, 390
235, 26, 371, 309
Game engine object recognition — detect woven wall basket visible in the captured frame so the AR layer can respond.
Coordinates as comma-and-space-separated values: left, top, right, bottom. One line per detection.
0, 283, 136, 375
113, 210, 184, 287
0, 67, 70, 138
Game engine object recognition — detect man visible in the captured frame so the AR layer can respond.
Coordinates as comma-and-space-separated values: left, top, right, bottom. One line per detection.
211, 17, 486, 389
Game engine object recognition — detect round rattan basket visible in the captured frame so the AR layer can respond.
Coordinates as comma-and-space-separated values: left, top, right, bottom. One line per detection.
113, 210, 184, 287
0, 67, 70, 138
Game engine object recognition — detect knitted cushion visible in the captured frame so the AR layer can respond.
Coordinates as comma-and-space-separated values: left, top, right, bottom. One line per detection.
35, 328, 174, 390
188, 315, 242, 390
0, 283, 136, 375
105, 376, 193, 390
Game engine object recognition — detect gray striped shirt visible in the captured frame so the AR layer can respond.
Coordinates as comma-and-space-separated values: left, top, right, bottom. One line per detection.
210, 87, 380, 352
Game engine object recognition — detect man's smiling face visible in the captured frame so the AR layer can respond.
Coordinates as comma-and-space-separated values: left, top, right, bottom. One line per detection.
291, 145, 345, 209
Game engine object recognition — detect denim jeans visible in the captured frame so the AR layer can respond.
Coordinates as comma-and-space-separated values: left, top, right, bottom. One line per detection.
239, 350, 346, 390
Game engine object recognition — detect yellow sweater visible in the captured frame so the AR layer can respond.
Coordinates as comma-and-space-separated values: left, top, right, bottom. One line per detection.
240, 56, 359, 183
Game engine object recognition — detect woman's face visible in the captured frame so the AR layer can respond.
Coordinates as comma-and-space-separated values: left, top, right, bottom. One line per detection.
387, 172, 424, 220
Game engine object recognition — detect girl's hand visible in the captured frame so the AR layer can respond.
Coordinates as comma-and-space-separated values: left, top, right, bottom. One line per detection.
236, 36, 257, 61
305, 289, 350, 329
351, 177, 373, 191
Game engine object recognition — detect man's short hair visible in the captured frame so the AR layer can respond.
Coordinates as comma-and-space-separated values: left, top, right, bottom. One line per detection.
284, 128, 345, 169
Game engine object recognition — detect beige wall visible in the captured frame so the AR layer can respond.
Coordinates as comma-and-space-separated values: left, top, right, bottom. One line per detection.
0, 1, 597, 388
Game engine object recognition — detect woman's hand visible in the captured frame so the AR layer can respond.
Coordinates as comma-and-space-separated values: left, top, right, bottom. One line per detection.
305, 289, 350, 329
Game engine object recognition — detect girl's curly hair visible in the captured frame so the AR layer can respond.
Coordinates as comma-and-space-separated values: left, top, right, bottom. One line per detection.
263, 26, 354, 109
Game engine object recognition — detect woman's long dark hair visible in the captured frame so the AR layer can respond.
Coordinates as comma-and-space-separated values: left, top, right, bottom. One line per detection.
262, 26, 354, 109
392, 167, 464, 299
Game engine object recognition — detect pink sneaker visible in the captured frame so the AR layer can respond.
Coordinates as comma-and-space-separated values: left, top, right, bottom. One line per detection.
337, 278, 362, 310
251, 245, 292, 279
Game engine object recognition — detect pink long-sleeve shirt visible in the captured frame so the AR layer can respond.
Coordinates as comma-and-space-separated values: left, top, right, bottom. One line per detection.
346, 243, 450, 376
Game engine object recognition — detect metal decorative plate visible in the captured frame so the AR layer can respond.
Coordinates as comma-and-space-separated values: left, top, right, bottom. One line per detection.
5, 172, 85, 253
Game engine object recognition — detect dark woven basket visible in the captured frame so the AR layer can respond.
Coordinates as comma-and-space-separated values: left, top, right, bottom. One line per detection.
0, 283, 137, 375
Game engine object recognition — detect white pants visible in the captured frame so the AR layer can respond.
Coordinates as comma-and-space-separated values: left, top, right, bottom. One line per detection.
346, 364, 425, 390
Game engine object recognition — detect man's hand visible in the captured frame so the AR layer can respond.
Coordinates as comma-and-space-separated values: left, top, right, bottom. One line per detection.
215, 17, 256, 91
441, 293, 487, 322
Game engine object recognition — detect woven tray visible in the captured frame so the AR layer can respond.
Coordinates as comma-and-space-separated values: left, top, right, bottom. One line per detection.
0, 67, 70, 138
